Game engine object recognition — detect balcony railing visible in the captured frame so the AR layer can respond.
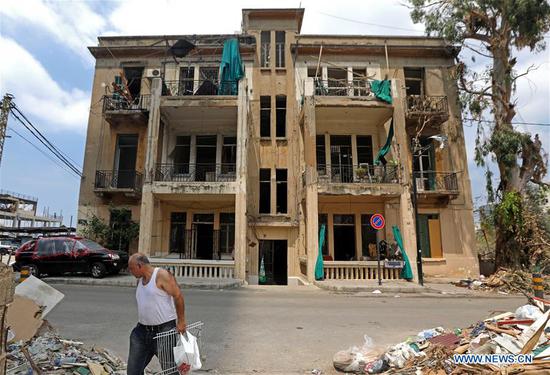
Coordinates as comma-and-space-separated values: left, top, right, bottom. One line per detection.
317, 164, 399, 184
102, 95, 151, 112
405, 95, 448, 117
155, 163, 236, 182
314, 78, 374, 97
94, 170, 143, 192
413, 171, 458, 193
162, 79, 239, 96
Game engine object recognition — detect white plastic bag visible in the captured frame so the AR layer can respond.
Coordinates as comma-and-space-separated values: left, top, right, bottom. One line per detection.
173, 332, 202, 374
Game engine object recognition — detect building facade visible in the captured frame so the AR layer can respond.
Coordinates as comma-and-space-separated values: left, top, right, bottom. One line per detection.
78, 8, 478, 284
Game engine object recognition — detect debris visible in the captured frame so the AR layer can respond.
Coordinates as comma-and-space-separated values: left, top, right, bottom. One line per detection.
311, 369, 322, 375
372, 290, 381, 294
15, 275, 64, 317
6, 295, 43, 342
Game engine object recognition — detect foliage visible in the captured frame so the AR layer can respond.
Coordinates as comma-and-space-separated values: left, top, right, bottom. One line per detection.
79, 206, 139, 252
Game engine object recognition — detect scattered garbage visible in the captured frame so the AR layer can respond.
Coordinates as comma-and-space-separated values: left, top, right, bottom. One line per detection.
333, 301, 550, 374
452, 268, 550, 294
372, 290, 382, 294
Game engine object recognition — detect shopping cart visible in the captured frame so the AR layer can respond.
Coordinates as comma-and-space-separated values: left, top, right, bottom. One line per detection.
154, 321, 204, 375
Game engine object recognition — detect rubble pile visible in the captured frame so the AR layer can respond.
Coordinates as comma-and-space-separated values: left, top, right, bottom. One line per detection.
452, 268, 550, 294
7, 329, 128, 375
333, 303, 550, 374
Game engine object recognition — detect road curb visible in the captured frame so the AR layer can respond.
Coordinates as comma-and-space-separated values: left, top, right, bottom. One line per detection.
313, 281, 433, 294
45, 277, 244, 290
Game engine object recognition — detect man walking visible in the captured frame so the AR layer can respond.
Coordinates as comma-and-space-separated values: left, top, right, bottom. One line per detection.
127, 253, 186, 374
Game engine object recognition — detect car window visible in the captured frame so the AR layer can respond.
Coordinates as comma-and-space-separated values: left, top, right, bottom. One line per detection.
19, 240, 36, 253
54, 239, 74, 254
37, 240, 56, 257
77, 239, 105, 251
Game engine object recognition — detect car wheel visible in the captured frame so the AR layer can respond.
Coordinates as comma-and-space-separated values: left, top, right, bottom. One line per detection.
90, 262, 107, 278
25, 264, 40, 278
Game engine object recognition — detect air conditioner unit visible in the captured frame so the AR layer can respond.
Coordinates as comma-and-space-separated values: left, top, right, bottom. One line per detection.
144, 68, 161, 78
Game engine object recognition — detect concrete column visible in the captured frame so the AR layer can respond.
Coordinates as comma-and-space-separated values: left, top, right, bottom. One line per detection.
303, 97, 319, 282
138, 187, 154, 256
354, 213, 362, 259
193, 65, 200, 93
143, 77, 162, 183
234, 79, 249, 281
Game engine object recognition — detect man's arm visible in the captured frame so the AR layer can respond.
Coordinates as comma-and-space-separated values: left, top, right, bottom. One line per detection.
158, 269, 186, 333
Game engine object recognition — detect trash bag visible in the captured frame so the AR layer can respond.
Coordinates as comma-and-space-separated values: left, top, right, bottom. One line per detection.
384, 342, 424, 369
515, 304, 543, 321
173, 332, 202, 374
333, 335, 384, 374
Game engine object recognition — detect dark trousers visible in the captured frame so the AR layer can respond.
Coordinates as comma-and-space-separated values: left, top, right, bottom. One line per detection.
127, 320, 177, 375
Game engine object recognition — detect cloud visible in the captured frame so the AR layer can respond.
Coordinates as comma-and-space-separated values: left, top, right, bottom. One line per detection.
0, 37, 90, 133
0, 0, 106, 63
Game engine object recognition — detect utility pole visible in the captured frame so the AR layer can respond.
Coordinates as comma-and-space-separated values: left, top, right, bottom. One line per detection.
0, 94, 14, 168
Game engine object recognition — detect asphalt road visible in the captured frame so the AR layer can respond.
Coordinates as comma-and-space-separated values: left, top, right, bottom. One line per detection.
47, 284, 524, 374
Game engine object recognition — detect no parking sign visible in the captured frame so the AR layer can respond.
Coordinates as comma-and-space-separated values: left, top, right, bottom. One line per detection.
370, 214, 385, 230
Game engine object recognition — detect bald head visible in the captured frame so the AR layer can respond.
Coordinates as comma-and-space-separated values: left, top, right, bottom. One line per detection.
128, 253, 151, 278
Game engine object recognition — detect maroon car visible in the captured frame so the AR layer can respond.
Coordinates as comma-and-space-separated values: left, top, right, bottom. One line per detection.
13, 236, 129, 278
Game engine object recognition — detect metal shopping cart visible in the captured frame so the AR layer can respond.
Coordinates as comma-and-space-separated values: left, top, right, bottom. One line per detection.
154, 321, 204, 375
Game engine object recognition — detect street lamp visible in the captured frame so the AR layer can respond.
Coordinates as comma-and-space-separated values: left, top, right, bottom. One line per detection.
411, 134, 447, 286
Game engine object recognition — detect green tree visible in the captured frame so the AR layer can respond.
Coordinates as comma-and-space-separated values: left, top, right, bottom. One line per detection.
407, 0, 550, 269
79, 207, 139, 252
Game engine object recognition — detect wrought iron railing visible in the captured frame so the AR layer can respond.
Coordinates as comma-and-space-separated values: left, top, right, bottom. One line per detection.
168, 228, 234, 261
155, 163, 236, 182
94, 170, 143, 191
317, 164, 399, 183
162, 79, 239, 96
314, 78, 374, 97
413, 171, 458, 193
405, 95, 448, 117
102, 95, 151, 112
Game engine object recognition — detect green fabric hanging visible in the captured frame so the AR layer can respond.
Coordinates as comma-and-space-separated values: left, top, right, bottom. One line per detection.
315, 224, 326, 280
219, 38, 244, 95
371, 79, 392, 104
259, 255, 266, 284
392, 225, 413, 280
374, 118, 394, 165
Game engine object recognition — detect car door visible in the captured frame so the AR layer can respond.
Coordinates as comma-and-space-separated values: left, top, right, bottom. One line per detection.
53, 238, 76, 274
36, 239, 56, 274
72, 240, 90, 274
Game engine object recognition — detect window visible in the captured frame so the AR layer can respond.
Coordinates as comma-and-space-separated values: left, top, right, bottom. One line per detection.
220, 213, 235, 259
261, 31, 271, 68
122, 67, 144, 99
260, 96, 271, 137
179, 66, 195, 95
361, 215, 378, 260
259, 169, 271, 214
404, 67, 424, 96
357, 136, 373, 166
174, 136, 191, 174
275, 31, 285, 68
222, 136, 237, 174
275, 95, 286, 138
276, 169, 287, 214
197, 67, 219, 95
318, 214, 329, 256
316, 135, 326, 174
77, 239, 105, 251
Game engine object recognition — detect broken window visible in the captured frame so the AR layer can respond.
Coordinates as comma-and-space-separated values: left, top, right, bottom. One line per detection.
261, 31, 271, 68
179, 66, 195, 95
259, 168, 271, 214
222, 136, 237, 174
122, 67, 144, 100
174, 136, 191, 174
114, 134, 138, 188
260, 96, 271, 137
404, 67, 424, 96
197, 67, 219, 95
276, 169, 287, 214
316, 135, 326, 174
275, 31, 285, 68
327, 68, 348, 95
275, 95, 286, 138
195, 135, 217, 181
220, 213, 235, 259
357, 136, 373, 166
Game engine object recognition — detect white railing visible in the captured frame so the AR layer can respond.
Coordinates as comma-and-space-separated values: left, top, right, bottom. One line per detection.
323, 261, 401, 280
150, 259, 235, 279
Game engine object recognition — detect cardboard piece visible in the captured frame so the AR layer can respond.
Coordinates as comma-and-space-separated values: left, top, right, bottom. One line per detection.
87, 361, 108, 375
6, 295, 43, 342
15, 275, 64, 317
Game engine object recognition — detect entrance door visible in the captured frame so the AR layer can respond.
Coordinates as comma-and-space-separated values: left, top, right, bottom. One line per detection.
258, 240, 287, 285
195, 135, 217, 181
330, 136, 353, 182
114, 134, 138, 188
418, 214, 442, 258
333, 214, 356, 260
169, 212, 187, 258
193, 214, 214, 260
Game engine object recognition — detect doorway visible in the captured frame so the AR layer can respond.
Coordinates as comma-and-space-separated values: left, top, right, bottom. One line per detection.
417, 214, 442, 258
192, 214, 214, 259
195, 135, 217, 181
333, 214, 356, 260
169, 212, 187, 258
114, 134, 138, 188
330, 136, 353, 183
413, 137, 435, 191
258, 240, 287, 285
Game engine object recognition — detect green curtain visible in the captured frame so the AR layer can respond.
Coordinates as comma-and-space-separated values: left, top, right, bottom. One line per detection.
219, 38, 244, 95
370, 79, 392, 104
392, 225, 413, 280
315, 224, 326, 280
374, 117, 394, 165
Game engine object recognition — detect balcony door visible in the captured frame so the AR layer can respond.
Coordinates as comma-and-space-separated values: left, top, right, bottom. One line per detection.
192, 214, 215, 260
195, 135, 217, 181
413, 138, 435, 191
114, 134, 138, 188
330, 136, 353, 183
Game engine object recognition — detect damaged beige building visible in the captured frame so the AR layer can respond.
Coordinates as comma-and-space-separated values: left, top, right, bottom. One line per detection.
78, 8, 478, 285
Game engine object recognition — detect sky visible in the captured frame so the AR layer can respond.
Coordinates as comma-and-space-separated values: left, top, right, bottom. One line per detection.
0, 0, 549, 225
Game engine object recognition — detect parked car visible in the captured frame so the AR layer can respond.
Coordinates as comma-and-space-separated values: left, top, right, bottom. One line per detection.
12, 237, 129, 278
0, 239, 17, 255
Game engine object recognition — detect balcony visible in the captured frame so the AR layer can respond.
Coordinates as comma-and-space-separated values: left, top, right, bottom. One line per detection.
102, 95, 150, 126
94, 170, 143, 197
405, 95, 449, 129
162, 79, 239, 97
316, 164, 401, 196
153, 163, 237, 195
413, 171, 459, 201
314, 78, 375, 97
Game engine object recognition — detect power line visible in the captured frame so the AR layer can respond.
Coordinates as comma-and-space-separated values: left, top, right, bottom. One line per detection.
463, 118, 550, 127
317, 11, 425, 33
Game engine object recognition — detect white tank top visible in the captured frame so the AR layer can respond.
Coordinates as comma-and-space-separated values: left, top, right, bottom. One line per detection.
136, 267, 177, 325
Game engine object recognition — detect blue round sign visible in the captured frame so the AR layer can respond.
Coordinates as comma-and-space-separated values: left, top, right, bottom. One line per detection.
370, 214, 385, 230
